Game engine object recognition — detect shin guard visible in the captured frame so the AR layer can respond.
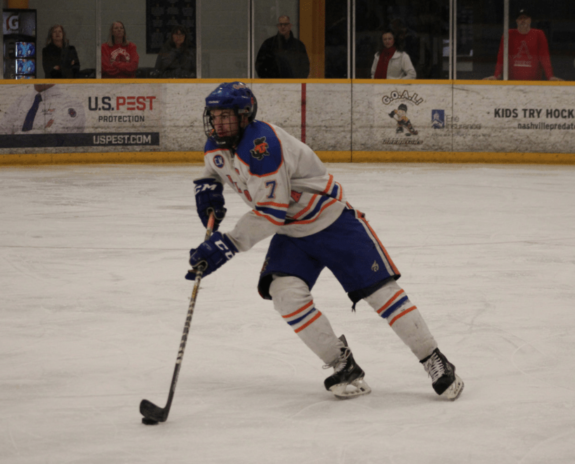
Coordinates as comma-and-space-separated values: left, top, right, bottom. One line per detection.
365, 280, 437, 360
269, 275, 343, 365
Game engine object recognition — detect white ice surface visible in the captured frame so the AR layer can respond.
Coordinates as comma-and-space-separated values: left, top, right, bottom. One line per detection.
1, 163, 575, 464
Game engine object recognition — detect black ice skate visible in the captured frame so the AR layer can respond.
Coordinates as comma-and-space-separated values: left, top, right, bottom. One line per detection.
420, 348, 464, 400
324, 335, 371, 399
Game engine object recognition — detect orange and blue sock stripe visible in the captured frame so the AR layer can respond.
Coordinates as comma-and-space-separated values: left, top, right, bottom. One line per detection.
282, 301, 322, 333
376, 289, 417, 326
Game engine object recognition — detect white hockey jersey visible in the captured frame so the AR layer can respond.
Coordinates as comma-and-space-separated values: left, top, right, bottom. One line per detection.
199, 121, 348, 252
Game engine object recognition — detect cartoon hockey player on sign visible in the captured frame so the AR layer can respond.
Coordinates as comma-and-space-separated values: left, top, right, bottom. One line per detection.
389, 103, 418, 136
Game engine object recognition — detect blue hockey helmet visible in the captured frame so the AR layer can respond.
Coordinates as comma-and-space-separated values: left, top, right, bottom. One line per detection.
203, 82, 258, 148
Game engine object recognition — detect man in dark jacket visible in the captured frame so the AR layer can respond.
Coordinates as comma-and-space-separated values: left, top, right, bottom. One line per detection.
255, 15, 310, 78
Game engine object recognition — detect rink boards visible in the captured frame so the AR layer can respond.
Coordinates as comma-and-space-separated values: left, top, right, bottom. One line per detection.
0, 78, 574, 165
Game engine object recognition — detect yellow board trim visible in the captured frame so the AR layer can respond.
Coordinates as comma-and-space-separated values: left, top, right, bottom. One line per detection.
315, 151, 352, 162
0, 151, 205, 166
349, 151, 575, 164
1, 150, 573, 166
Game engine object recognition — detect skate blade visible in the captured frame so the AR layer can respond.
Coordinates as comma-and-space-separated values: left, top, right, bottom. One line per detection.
442, 374, 464, 401
330, 378, 372, 399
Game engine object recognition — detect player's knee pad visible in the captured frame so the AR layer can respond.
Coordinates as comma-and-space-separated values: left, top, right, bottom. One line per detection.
364, 280, 417, 326
268, 274, 313, 317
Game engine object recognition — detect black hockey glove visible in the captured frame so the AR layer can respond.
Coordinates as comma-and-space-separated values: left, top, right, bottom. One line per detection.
185, 232, 238, 280
194, 178, 227, 232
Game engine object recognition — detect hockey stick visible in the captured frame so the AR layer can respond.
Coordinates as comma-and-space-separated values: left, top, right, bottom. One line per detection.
140, 213, 216, 424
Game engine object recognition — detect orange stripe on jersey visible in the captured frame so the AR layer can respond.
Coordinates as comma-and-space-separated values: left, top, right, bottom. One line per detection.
376, 289, 406, 315
253, 209, 285, 225
359, 214, 400, 275
321, 174, 334, 194
295, 311, 322, 333
257, 201, 289, 208
389, 306, 417, 326
283, 301, 314, 319
335, 182, 344, 201
288, 198, 338, 225
291, 194, 319, 220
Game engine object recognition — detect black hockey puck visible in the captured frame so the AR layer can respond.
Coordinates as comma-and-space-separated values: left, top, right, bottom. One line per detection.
142, 417, 159, 425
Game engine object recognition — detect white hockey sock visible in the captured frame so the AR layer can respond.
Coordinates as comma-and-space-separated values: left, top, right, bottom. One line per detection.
269, 275, 343, 365
365, 280, 437, 361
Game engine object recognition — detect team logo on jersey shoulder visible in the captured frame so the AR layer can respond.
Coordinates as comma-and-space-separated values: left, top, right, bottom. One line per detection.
214, 154, 225, 168
250, 137, 270, 160
68, 108, 77, 118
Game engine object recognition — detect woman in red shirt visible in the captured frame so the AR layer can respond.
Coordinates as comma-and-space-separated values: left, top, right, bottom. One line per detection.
101, 21, 139, 79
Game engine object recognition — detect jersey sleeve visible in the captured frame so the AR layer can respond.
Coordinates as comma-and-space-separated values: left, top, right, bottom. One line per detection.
227, 210, 280, 252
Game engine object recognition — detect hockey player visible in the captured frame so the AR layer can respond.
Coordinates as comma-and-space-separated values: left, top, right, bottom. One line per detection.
187, 82, 463, 400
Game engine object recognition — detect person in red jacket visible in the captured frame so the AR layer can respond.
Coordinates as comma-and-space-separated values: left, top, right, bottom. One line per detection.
485, 9, 562, 81
101, 21, 139, 79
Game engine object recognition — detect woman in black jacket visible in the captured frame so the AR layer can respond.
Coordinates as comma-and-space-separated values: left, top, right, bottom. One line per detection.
154, 25, 196, 78
42, 25, 80, 78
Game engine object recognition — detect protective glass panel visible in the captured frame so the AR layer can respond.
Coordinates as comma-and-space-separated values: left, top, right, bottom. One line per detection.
499, 0, 570, 81
144, 0, 197, 78
199, 0, 249, 78
101, 0, 197, 79
355, 0, 449, 80
546, 2, 575, 81
325, 0, 349, 78
452, 0, 503, 80
253, 0, 305, 79
462, 0, 575, 81
19, 0, 97, 79
100, 0, 148, 79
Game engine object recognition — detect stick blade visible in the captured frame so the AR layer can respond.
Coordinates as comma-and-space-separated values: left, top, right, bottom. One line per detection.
140, 399, 168, 422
